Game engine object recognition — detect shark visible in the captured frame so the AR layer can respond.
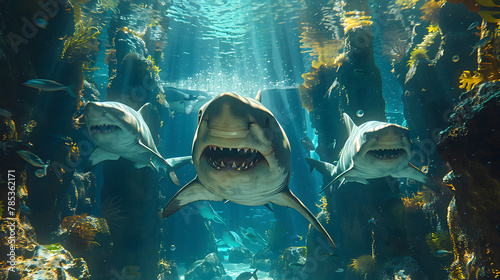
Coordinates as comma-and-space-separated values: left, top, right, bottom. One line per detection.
84, 101, 192, 185
162, 92, 336, 250
306, 113, 439, 193
163, 87, 210, 115
192, 201, 225, 224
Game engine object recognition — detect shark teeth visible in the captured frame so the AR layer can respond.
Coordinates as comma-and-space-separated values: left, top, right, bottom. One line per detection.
90, 124, 120, 134
204, 145, 263, 171
368, 148, 406, 160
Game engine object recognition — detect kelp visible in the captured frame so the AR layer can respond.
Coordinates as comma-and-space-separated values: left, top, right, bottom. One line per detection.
61, 19, 101, 61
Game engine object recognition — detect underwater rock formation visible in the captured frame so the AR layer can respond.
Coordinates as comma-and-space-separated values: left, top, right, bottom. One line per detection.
184, 253, 226, 280
269, 246, 307, 280
228, 247, 252, 264
0, 216, 90, 280
251, 248, 274, 272
438, 81, 500, 279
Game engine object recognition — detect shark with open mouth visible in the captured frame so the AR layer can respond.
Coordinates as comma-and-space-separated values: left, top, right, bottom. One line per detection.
306, 113, 439, 193
162, 92, 336, 250
84, 101, 192, 185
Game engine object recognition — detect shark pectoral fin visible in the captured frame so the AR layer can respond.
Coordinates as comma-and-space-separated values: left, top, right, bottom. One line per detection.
89, 147, 120, 165
162, 177, 224, 218
184, 100, 199, 115
138, 102, 154, 123
305, 157, 335, 179
392, 164, 441, 193
165, 156, 193, 171
270, 190, 336, 250
321, 165, 355, 193
264, 203, 274, 212
169, 171, 181, 186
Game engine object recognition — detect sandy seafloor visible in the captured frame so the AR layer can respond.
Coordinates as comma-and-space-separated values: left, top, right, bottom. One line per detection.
178, 261, 272, 280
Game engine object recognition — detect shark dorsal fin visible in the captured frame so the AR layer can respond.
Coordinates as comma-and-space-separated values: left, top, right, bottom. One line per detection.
255, 90, 262, 102
138, 103, 153, 120
343, 113, 357, 134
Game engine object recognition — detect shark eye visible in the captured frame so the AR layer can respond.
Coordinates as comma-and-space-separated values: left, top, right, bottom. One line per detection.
264, 118, 270, 128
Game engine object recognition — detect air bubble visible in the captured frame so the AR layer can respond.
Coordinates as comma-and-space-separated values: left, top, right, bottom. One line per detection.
356, 110, 364, 117
170, 245, 176, 251
35, 169, 45, 178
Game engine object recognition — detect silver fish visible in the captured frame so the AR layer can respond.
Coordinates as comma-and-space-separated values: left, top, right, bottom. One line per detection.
23, 79, 76, 98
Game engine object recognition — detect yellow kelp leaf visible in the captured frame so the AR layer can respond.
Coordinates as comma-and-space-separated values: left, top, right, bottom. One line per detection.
459, 71, 483, 91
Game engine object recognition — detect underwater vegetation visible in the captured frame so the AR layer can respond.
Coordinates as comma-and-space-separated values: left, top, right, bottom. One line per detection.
426, 230, 453, 254
100, 196, 128, 228
60, 213, 100, 250
61, 19, 101, 62
420, 0, 446, 25
401, 192, 425, 213
0, 200, 3, 218
97, 0, 120, 14
396, 0, 420, 9
146, 55, 161, 76
348, 254, 377, 277
341, 12, 372, 33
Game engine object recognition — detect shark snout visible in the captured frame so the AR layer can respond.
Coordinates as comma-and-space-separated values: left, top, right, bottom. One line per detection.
84, 102, 106, 118
372, 126, 408, 143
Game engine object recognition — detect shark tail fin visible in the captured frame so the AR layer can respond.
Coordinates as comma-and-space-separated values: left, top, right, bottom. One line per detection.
253, 269, 259, 279
163, 156, 193, 186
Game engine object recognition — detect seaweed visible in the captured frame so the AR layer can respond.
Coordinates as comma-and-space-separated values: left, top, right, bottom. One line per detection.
98, 0, 119, 14
60, 214, 100, 249
0, 201, 3, 218
146, 55, 161, 76
341, 13, 373, 33
402, 192, 425, 213
348, 254, 377, 277
420, 0, 445, 25
407, 47, 430, 67
426, 230, 453, 254
459, 71, 483, 91
61, 19, 101, 61
395, 0, 420, 9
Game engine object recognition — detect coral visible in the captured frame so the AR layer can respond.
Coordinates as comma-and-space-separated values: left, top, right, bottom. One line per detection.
61, 19, 101, 61
60, 214, 100, 249
459, 71, 484, 91
407, 48, 430, 67
348, 255, 377, 276
420, 0, 445, 24
100, 196, 128, 228
426, 230, 453, 253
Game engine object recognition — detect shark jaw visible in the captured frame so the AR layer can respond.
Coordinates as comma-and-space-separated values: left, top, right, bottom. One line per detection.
366, 148, 407, 160
202, 145, 265, 171
89, 124, 121, 134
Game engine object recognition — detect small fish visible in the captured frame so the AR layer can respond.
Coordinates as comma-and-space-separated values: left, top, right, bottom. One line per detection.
34, 18, 48, 29
17, 150, 48, 168
290, 235, 302, 242
434, 249, 452, 257
20, 204, 31, 215
23, 79, 76, 98
288, 262, 305, 268
368, 218, 376, 225
301, 136, 316, 151
353, 68, 368, 74
467, 22, 479, 31
335, 268, 344, 273
17, 150, 50, 177
470, 36, 491, 56
0, 108, 12, 118
236, 269, 258, 280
